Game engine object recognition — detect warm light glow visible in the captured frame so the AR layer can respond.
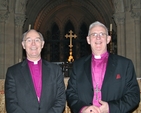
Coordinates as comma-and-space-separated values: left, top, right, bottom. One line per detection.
28, 24, 31, 30
110, 24, 112, 31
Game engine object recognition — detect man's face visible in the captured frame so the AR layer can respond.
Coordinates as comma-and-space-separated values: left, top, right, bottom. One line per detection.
86, 25, 111, 55
22, 30, 44, 60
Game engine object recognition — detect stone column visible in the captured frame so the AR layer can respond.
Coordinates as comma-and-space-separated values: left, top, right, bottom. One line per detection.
114, 13, 125, 56
0, 0, 9, 78
0, 11, 8, 78
14, 0, 28, 63
14, 14, 26, 63
131, 9, 141, 77
113, 0, 126, 56
130, 0, 141, 77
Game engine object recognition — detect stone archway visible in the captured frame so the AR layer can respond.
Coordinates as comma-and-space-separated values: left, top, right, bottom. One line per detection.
22, 0, 116, 62
0, 0, 141, 78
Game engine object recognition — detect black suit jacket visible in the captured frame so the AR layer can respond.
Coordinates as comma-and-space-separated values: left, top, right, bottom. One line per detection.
5, 59, 66, 113
66, 53, 140, 113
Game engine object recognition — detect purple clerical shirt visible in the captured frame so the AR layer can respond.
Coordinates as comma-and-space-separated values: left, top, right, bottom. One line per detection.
91, 52, 109, 107
28, 59, 42, 102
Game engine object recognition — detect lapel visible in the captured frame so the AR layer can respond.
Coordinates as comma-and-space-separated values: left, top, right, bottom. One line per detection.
102, 54, 117, 85
83, 54, 117, 87
20, 60, 52, 105
20, 60, 38, 102
84, 55, 93, 87
101, 53, 117, 95
82, 55, 93, 102
83, 54, 117, 101
40, 60, 50, 104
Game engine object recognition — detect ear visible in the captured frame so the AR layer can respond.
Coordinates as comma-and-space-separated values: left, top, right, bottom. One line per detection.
22, 41, 25, 49
41, 41, 45, 48
86, 36, 90, 44
107, 36, 111, 44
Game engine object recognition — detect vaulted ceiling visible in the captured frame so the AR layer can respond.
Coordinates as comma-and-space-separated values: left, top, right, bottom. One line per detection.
23, 0, 115, 34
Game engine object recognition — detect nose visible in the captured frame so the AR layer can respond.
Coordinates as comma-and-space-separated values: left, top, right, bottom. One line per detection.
96, 34, 101, 39
31, 40, 36, 45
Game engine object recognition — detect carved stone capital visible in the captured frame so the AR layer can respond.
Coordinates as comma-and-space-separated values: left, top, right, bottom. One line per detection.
131, 9, 141, 20
0, 11, 8, 23
113, 0, 124, 13
15, 14, 26, 26
0, 0, 8, 10
113, 12, 125, 24
15, 0, 28, 14
131, 0, 140, 8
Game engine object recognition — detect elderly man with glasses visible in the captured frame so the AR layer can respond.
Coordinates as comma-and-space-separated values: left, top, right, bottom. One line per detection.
66, 21, 140, 113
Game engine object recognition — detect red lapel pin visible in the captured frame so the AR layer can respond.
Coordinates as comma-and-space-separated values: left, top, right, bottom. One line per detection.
116, 74, 121, 79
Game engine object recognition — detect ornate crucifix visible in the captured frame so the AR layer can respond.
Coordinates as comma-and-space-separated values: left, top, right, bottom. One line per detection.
65, 30, 77, 48
65, 30, 77, 62
94, 84, 101, 100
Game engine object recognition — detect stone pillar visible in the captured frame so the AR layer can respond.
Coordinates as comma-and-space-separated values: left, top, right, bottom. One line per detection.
114, 13, 125, 56
113, 0, 126, 56
130, 0, 141, 77
0, 11, 8, 78
14, 0, 27, 63
14, 14, 26, 63
131, 9, 141, 77
0, 0, 9, 78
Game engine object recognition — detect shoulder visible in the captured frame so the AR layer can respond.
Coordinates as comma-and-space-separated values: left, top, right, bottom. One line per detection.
110, 53, 131, 60
7, 61, 25, 71
72, 55, 91, 66
42, 59, 61, 69
109, 53, 133, 64
75, 55, 91, 61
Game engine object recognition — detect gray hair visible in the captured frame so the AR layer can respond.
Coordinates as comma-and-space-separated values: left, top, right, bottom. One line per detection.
22, 29, 44, 41
88, 21, 108, 36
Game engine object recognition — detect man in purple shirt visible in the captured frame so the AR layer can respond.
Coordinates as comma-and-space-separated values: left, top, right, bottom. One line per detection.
66, 21, 140, 113
5, 29, 66, 113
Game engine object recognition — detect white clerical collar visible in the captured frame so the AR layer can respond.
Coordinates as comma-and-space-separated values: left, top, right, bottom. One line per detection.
34, 61, 38, 64
27, 59, 40, 65
94, 55, 101, 59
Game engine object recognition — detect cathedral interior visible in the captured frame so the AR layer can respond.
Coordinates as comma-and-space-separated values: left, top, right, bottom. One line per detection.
23, 0, 117, 77
23, 0, 116, 62
0, 0, 141, 78
0, 1, 141, 113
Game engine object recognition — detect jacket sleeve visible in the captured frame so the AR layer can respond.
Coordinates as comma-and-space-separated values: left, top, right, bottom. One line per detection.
108, 60, 140, 113
66, 61, 90, 113
5, 67, 26, 113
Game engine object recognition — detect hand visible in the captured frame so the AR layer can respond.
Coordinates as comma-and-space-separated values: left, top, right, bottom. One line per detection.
99, 100, 109, 113
81, 105, 101, 113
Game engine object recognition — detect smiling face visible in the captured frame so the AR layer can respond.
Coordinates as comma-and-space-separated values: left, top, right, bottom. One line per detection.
86, 25, 111, 56
22, 30, 44, 61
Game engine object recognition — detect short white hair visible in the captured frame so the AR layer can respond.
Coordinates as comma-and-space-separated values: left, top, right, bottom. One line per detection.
88, 21, 108, 36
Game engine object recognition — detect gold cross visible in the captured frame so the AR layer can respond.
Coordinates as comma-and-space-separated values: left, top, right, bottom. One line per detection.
65, 30, 77, 48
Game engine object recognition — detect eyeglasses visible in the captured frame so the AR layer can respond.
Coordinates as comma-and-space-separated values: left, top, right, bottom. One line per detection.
24, 38, 42, 43
89, 32, 107, 38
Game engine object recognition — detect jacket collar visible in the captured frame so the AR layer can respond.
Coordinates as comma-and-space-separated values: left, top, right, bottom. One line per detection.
84, 54, 117, 87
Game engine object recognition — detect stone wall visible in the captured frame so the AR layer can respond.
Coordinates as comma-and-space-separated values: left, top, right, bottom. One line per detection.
0, 78, 141, 113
